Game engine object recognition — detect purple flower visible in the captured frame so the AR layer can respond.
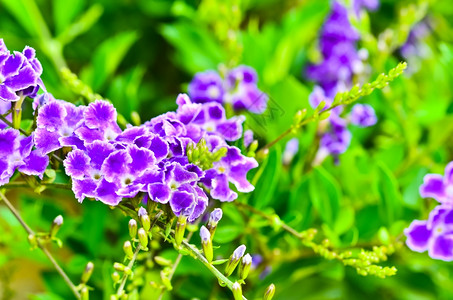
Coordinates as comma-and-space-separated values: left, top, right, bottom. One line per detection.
320, 115, 352, 156
209, 208, 223, 224
0, 128, 49, 186
349, 103, 377, 127
202, 146, 258, 202
200, 225, 211, 243
35, 99, 86, 154
306, 1, 362, 97
75, 100, 122, 144
146, 161, 207, 222
0, 101, 11, 129
282, 138, 299, 165
188, 65, 268, 114
188, 71, 224, 104
0, 39, 43, 102
405, 205, 453, 261
419, 162, 453, 204
243, 130, 254, 148
353, 0, 379, 16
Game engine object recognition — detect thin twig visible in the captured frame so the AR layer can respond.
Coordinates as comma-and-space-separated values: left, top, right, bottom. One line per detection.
0, 192, 81, 299
1, 181, 72, 190
116, 244, 141, 296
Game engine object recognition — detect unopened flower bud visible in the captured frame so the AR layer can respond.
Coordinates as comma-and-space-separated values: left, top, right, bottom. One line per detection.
138, 228, 148, 249
128, 219, 137, 239
239, 253, 252, 280
81, 261, 94, 284
263, 283, 275, 300
114, 262, 126, 272
207, 208, 222, 238
110, 295, 118, 300
112, 271, 121, 283
131, 111, 141, 126
50, 215, 63, 237
225, 245, 246, 277
28, 234, 37, 248
200, 226, 213, 262
138, 207, 150, 232
175, 215, 188, 246
232, 281, 242, 300
123, 241, 134, 259
81, 286, 89, 300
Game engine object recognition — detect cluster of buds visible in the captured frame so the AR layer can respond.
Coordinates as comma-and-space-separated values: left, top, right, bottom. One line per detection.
199, 208, 223, 262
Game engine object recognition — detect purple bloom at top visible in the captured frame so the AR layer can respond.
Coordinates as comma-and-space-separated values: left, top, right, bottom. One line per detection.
0, 128, 49, 186
0, 39, 43, 102
405, 205, 453, 261
349, 103, 377, 127
35, 98, 86, 154
188, 70, 224, 104
306, 1, 362, 97
419, 162, 453, 204
188, 65, 268, 114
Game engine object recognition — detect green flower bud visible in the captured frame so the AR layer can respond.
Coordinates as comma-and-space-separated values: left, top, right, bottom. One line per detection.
81, 286, 89, 300
128, 219, 137, 239
232, 282, 242, 300
28, 234, 37, 248
112, 271, 121, 283
200, 226, 213, 263
239, 253, 252, 280
131, 111, 141, 126
81, 261, 94, 284
138, 228, 148, 249
123, 241, 134, 259
50, 215, 63, 238
174, 215, 188, 246
225, 245, 246, 277
138, 207, 150, 232
114, 262, 126, 272
263, 283, 275, 300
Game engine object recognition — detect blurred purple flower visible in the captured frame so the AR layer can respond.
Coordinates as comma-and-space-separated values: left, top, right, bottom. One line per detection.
350, 103, 377, 127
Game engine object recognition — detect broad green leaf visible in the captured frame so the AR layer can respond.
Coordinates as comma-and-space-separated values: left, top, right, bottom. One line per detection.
375, 161, 403, 226
81, 31, 139, 91
53, 0, 86, 35
249, 146, 282, 209
308, 166, 341, 227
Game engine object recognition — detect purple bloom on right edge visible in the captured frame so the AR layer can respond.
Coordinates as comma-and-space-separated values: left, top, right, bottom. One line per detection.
419, 162, 453, 204
405, 205, 453, 261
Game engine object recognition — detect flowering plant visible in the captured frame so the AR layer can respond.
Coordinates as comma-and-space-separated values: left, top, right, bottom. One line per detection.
1, 0, 453, 299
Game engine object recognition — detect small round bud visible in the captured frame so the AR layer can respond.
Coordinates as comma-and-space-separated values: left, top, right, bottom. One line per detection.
232, 282, 242, 300
114, 262, 126, 272
81, 261, 94, 284
138, 228, 148, 249
263, 283, 275, 300
128, 219, 137, 239
123, 241, 134, 259
112, 271, 121, 283
28, 234, 37, 248
50, 215, 63, 237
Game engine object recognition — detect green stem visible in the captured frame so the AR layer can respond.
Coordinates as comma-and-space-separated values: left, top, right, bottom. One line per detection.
116, 244, 141, 297
1, 181, 72, 190
0, 192, 81, 299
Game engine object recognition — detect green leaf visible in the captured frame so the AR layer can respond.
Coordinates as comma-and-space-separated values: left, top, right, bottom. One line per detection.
53, 0, 86, 35
57, 4, 104, 46
249, 146, 282, 209
1, 0, 43, 38
308, 166, 341, 227
81, 31, 139, 91
375, 162, 403, 226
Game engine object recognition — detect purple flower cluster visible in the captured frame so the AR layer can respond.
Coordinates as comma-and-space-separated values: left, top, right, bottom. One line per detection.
306, 1, 361, 98
306, 1, 377, 162
0, 39, 44, 102
188, 65, 268, 114
33, 93, 257, 221
0, 129, 49, 185
405, 163, 453, 261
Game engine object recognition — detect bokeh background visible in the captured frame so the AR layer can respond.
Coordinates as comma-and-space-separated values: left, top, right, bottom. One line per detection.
1, 0, 453, 299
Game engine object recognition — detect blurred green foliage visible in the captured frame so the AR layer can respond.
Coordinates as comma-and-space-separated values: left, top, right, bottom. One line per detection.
1, 0, 453, 299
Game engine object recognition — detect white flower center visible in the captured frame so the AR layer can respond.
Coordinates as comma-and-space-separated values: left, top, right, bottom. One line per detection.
207, 85, 220, 99
446, 185, 453, 198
